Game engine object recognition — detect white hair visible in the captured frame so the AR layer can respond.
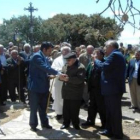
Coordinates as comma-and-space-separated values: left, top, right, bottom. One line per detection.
0, 44, 4, 49
60, 42, 71, 48
87, 45, 94, 49
34, 45, 41, 49
60, 46, 71, 52
80, 45, 86, 49
11, 50, 18, 55
24, 43, 31, 49
9, 42, 14, 46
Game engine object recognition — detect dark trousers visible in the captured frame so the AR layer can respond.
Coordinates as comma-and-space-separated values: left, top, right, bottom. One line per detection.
8, 80, 25, 102
104, 95, 123, 138
63, 99, 81, 127
87, 89, 106, 126
29, 91, 49, 128
0, 72, 8, 103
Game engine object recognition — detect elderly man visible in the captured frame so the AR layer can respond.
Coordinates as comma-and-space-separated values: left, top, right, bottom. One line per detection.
0, 44, 8, 105
127, 50, 140, 111
79, 45, 94, 107
51, 46, 71, 120
94, 40, 126, 139
7, 50, 26, 103
28, 41, 66, 132
60, 52, 85, 130
33, 45, 41, 53
79, 45, 94, 69
20, 43, 31, 60
82, 48, 106, 129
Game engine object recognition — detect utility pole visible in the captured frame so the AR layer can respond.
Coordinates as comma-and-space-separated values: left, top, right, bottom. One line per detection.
24, 2, 38, 48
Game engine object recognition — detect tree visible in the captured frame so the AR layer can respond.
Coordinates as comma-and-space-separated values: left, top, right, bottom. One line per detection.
0, 15, 42, 47
0, 14, 122, 48
40, 14, 123, 48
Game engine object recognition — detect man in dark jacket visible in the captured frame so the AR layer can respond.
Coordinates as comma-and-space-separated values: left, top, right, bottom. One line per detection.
82, 48, 106, 129
95, 40, 126, 139
7, 50, 26, 103
60, 52, 86, 130
127, 49, 140, 111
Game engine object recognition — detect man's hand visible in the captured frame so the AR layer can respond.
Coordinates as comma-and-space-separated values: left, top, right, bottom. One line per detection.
49, 75, 56, 79
63, 76, 69, 82
59, 74, 68, 81
17, 55, 22, 65
17, 55, 22, 61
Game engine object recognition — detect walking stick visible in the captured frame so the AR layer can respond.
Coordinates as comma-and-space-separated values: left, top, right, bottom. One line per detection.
46, 77, 55, 113
17, 45, 21, 103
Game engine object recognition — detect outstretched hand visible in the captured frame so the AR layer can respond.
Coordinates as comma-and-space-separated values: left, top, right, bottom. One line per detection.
59, 74, 69, 81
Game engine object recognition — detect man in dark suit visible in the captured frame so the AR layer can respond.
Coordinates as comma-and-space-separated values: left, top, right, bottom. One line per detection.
28, 41, 66, 132
94, 40, 126, 139
82, 48, 106, 129
127, 50, 140, 111
7, 50, 26, 103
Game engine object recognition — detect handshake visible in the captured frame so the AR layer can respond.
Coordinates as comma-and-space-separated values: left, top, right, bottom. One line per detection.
59, 74, 69, 82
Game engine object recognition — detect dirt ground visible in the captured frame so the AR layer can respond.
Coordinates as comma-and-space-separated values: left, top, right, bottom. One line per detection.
0, 108, 22, 125
0, 83, 140, 138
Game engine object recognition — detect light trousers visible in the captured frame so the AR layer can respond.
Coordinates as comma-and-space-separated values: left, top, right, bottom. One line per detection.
129, 78, 140, 109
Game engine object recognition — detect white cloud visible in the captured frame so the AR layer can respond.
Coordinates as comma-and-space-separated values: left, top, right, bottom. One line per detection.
119, 30, 140, 45
49, 12, 57, 18
0, 19, 3, 24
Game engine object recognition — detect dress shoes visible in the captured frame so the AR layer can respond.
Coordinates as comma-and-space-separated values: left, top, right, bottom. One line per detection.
30, 127, 37, 132
113, 135, 123, 139
74, 125, 81, 130
0, 102, 6, 106
98, 130, 113, 137
129, 106, 138, 109
60, 125, 69, 129
99, 125, 105, 129
81, 121, 95, 127
42, 124, 52, 129
56, 115, 62, 120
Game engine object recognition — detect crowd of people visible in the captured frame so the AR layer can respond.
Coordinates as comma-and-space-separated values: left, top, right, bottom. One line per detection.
0, 40, 140, 139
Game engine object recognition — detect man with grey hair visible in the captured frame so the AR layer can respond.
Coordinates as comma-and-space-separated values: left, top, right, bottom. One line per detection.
60, 42, 71, 48
51, 46, 71, 120
94, 40, 126, 139
79, 45, 94, 107
33, 45, 41, 53
20, 43, 31, 60
79, 45, 94, 68
8, 42, 14, 48
7, 50, 26, 103
80, 45, 86, 50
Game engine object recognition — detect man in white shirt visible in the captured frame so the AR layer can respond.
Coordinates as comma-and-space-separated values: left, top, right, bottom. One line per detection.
127, 49, 140, 111
51, 46, 71, 120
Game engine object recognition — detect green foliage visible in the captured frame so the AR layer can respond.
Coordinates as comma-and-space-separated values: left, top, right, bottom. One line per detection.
0, 14, 123, 48
0, 15, 42, 47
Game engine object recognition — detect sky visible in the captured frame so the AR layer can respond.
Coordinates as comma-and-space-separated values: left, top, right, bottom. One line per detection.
0, 0, 140, 46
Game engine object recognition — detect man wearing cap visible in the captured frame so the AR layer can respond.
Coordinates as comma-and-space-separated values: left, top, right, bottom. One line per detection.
28, 41, 66, 132
59, 52, 86, 130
